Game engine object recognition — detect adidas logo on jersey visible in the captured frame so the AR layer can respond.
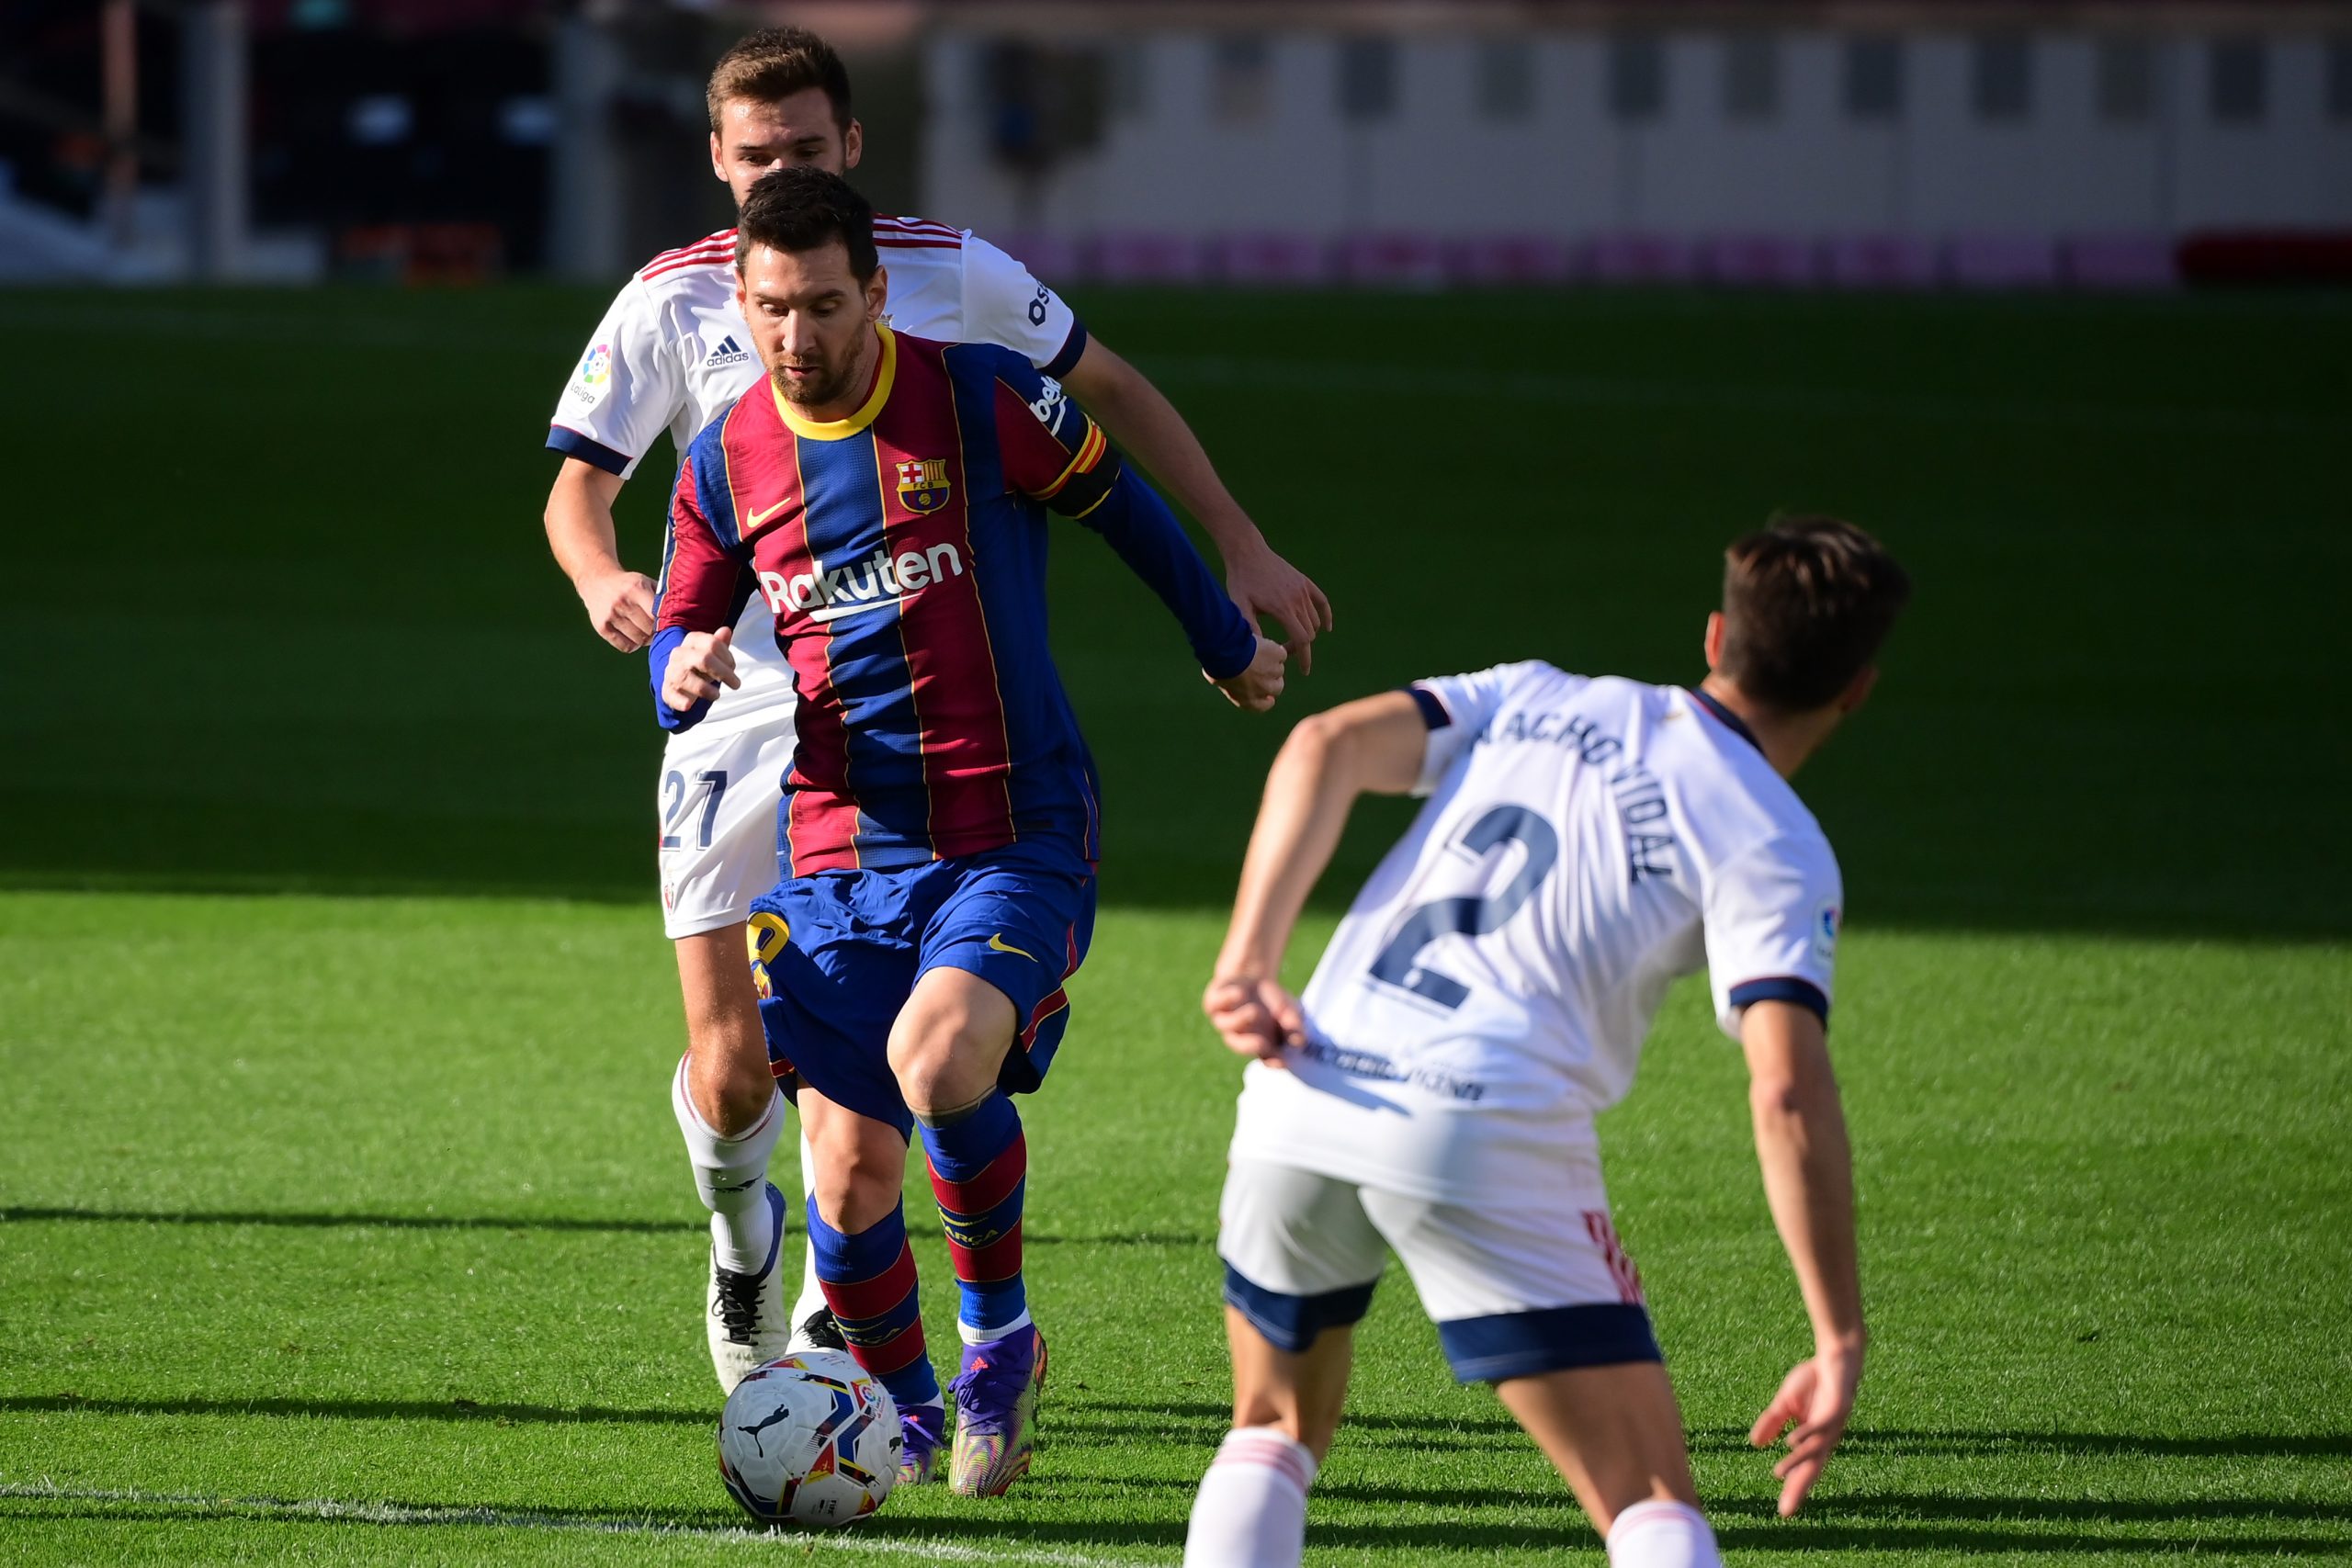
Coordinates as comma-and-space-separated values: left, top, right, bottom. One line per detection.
704, 334, 752, 367
758, 542, 967, 624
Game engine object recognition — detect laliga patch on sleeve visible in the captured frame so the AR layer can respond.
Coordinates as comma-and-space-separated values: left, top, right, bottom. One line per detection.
570, 342, 614, 409
1814, 901, 1841, 963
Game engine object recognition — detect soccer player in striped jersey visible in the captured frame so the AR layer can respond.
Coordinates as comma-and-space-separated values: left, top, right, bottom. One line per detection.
1180, 520, 1910, 1566
538, 28, 1329, 1397
652, 168, 1287, 1495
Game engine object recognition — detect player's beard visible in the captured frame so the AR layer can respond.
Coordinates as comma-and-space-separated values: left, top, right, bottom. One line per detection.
772, 339, 864, 411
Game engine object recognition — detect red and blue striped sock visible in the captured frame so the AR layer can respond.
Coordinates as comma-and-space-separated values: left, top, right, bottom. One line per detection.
918, 1091, 1029, 1342
805, 1199, 941, 1410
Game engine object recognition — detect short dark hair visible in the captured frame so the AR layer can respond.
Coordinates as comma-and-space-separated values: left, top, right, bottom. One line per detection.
1717, 515, 1911, 711
735, 167, 877, 282
707, 27, 853, 133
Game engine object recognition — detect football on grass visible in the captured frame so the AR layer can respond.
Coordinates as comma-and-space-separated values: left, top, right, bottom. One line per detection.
717, 1350, 900, 1527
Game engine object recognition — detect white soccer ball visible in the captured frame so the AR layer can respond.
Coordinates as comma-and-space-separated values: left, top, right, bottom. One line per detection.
716, 1350, 901, 1527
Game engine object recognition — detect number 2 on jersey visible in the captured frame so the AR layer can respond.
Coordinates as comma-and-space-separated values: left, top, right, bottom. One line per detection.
660, 769, 728, 852
1368, 805, 1559, 1010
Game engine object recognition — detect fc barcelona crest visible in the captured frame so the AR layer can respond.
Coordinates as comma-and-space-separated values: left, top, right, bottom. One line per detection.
896, 457, 952, 514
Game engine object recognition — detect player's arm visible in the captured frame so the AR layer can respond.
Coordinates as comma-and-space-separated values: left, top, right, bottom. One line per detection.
544, 459, 655, 652
647, 454, 751, 732
959, 233, 1330, 668
1740, 999, 1865, 1518
992, 373, 1283, 711
543, 276, 681, 652
1204, 693, 1430, 1061
1058, 337, 1332, 671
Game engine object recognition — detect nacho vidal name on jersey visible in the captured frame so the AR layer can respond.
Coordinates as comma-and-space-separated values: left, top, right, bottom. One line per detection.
756, 542, 967, 623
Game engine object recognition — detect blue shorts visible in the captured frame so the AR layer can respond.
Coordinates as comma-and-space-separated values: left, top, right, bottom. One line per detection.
746, 839, 1096, 1140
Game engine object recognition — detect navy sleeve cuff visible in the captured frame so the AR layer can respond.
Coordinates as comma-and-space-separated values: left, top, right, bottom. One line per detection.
1404, 685, 1452, 730
548, 425, 632, 477
1043, 320, 1089, 379
649, 626, 710, 732
1727, 976, 1829, 1024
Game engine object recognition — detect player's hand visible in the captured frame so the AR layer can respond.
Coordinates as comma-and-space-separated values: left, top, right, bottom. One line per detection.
581, 567, 658, 652
1209, 637, 1288, 714
662, 626, 741, 712
1748, 1337, 1863, 1517
1225, 543, 1332, 676
1202, 973, 1304, 1066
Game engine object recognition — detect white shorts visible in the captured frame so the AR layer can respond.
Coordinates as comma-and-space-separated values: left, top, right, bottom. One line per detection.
657, 598, 799, 940
1216, 1159, 1659, 1383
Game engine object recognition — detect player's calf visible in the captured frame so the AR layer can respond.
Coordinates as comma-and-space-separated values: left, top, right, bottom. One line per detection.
800, 1087, 947, 1478
672, 1056, 793, 1393
1183, 1311, 1357, 1568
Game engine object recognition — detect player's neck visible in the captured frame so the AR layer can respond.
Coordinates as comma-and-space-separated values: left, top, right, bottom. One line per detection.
1697, 676, 1833, 781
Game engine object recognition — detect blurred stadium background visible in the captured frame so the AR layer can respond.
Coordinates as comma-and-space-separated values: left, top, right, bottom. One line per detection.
6, 0, 2350, 289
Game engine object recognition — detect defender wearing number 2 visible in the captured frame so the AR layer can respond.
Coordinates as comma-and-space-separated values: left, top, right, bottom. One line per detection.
1183, 518, 1911, 1567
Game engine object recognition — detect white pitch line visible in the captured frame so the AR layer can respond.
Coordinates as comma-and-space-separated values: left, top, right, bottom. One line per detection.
0, 1483, 1141, 1567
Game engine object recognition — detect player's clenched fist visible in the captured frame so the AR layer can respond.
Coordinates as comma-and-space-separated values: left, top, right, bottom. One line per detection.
1202, 973, 1304, 1065
1209, 637, 1287, 714
662, 626, 742, 712
581, 567, 659, 653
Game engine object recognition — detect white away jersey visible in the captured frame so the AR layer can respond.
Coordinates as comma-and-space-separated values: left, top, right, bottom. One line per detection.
547, 214, 1087, 732
1230, 662, 1843, 1203
548, 215, 1086, 481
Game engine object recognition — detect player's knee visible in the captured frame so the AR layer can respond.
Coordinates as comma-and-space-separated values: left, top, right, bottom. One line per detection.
886, 1010, 999, 1115
682, 1038, 776, 1137
1232, 1383, 1320, 1450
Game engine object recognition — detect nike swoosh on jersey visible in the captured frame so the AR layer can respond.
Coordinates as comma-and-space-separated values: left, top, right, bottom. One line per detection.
986, 933, 1036, 961
747, 498, 791, 528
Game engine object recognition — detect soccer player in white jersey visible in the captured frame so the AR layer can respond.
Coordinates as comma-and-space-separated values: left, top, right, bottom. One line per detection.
1180, 518, 1911, 1567
538, 28, 1331, 1395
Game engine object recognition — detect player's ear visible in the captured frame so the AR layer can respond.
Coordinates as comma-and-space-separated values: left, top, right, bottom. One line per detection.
865, 264, 888, 321
1837, 665, 1880, 716
842, 118, 864, 171
709, 130, 727, 185
1702, 612, 1726, 671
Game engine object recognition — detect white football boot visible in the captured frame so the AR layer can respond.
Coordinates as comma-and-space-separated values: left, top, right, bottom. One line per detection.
707, 1182, 791, 1394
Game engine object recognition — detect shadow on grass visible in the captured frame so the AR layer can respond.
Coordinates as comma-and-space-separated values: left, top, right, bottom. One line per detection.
0, 1206, 1208, 1249
2, 1393, 704, 1427
17, 1388, 2342, 1473
1690, 1425, 2352, 1461
1074, 1403, 2352, 1464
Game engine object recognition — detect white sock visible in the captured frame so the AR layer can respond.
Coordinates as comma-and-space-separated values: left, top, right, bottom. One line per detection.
1607, 1500, 1721, 1568
790, 1127, 829, 1328
671, 1056, 784, 1276
957, 1309, 1034, 1347
1183, 1427, 1317, 1568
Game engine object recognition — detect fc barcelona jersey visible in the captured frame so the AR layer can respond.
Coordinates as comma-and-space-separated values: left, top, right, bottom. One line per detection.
652, 326, 1252, 878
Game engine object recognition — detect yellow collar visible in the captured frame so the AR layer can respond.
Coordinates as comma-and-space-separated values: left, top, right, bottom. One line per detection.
772, 324, 895, 441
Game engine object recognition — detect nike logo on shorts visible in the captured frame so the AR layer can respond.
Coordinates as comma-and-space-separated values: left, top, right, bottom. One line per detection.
987, 933, 1035, 962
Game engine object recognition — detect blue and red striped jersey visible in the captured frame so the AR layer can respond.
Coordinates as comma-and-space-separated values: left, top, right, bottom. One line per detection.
652, 326, 1255, 877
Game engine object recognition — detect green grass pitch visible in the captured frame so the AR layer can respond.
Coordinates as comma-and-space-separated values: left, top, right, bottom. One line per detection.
2, 283, 2347, 1563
